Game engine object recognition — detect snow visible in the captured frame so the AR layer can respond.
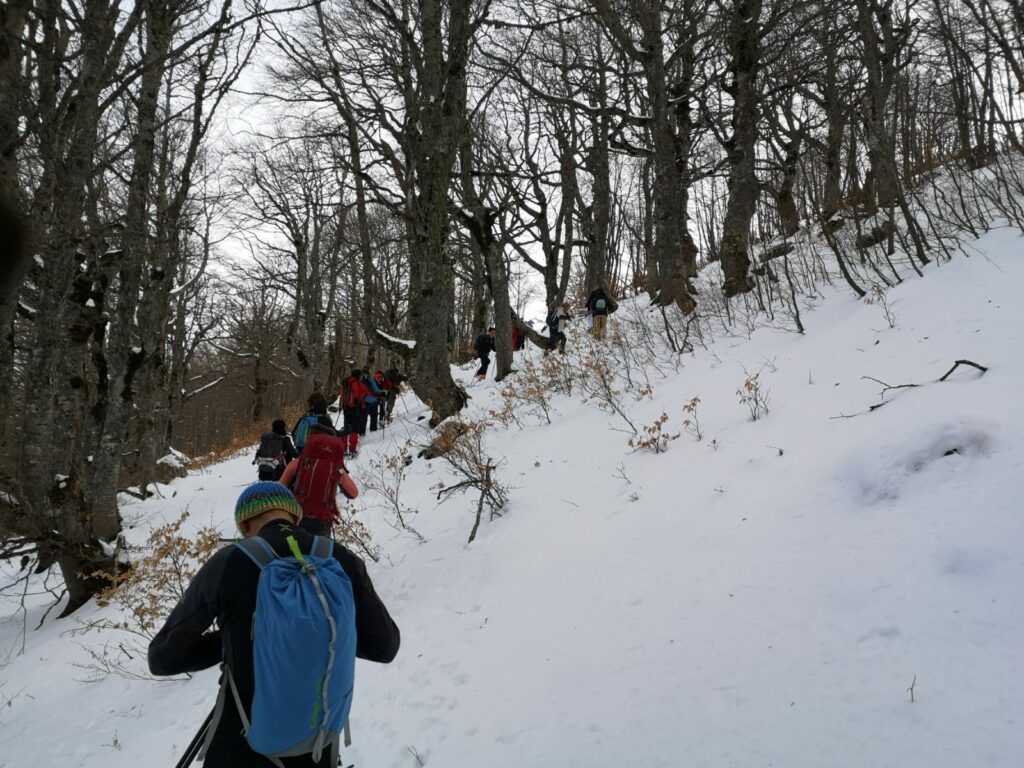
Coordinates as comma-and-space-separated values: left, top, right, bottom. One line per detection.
33, 255, 44, 269
376, 328, 416, 349
1, 228, 1023, 767
97, 538, 130, 565
0, 490, 17, 506
156, 451, 188, 470
184, 375, 226, 400
85, 299, 96, 308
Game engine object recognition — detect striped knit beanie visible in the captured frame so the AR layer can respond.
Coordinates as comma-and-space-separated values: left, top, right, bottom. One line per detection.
235, 482, 303, 530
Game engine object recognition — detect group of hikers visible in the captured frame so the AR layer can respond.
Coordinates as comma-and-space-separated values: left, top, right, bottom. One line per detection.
143, 285, 622, 766
474, 282, 619, 381
254, 367, 405, 484
148, 372, 409, 767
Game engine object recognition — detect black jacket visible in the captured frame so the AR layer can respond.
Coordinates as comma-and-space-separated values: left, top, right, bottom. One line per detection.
474, 333, 495, 357
259, 431, 299, 464
148, 520, 400, 768
586, 289, 617, 316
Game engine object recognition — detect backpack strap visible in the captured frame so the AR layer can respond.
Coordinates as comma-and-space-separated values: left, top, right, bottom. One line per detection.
233, 536, 277, 569
225, 665, 287, 768
310, 535, 333, 560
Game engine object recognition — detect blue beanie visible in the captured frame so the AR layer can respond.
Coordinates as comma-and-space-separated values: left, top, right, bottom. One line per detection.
235, 482, 303, 530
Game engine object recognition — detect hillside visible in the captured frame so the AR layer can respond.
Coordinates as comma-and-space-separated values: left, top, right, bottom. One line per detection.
2, 226, 1023, 768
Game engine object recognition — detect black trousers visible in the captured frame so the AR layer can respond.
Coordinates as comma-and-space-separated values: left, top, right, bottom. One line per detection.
476, 353, 490, 377
297, 516, 333, 537
343, 405, 367, 435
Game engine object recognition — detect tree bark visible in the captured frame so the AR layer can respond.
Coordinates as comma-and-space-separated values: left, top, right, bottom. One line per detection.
720, 0, 762, 298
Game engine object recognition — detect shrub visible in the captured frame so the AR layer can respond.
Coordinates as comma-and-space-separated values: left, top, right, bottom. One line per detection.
434, 421, 508, 544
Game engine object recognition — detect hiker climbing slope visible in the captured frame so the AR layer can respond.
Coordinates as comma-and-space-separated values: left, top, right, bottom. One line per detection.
474, 327, 496, 381
292, 392, 338, 450
338, 369, 369, 456
585, 281, 618, 339
253, 420, 299, 481
382, 368, 405, 422
361, 368, 383, 433
279, 428, 358, 536
546, 302, 572, 353
148, 483, 399, 768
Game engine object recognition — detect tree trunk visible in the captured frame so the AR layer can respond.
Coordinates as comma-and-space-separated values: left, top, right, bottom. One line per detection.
18, 0, 125, 614
720, 0, 762, 298
407, 0, 471, 425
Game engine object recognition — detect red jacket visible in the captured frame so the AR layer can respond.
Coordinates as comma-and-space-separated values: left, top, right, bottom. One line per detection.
340, 377, 371, 408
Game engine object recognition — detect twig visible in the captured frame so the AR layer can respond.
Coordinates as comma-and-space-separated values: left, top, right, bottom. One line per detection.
938, 359, 988, 382
612, 463, 632, 485
907, 674, 917, 703
861, 375, 920, 395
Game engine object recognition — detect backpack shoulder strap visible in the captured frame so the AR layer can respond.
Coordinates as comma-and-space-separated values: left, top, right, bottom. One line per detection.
233, 536, 277, 569
310, 535, 333, 560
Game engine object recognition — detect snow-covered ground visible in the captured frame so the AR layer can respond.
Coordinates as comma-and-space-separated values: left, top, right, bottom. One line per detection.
2, 227, 1023, 767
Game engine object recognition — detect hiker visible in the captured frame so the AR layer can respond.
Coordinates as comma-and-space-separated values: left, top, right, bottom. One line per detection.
511, 310, 526, 352
338, 369, 369, 456
473, 327, 496, 381
292, 394, 338, 450
361, 368, 383, 433
372, 371, 391, 427
253, 420, 299, 481
279, 427, 357, 536
148, 482, 399, 768
585, 282, 618, 339
546, 301, 572, 353
382, 368, 405, 422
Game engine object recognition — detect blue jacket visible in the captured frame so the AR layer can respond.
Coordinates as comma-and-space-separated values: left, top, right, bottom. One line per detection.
363, 375, 381, 405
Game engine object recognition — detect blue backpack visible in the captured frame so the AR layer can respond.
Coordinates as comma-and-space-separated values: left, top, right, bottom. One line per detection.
226, 535, 357, 764
293, 413, 318, 449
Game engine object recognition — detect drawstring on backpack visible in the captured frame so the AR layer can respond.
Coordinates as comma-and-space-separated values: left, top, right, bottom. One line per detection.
286, 537, 339, 763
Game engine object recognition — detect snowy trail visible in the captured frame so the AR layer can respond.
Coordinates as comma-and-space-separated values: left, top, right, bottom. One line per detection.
2, 228, 1023, 767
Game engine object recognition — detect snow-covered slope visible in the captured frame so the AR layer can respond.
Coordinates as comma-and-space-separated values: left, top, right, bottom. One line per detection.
2, 228, 1023, 768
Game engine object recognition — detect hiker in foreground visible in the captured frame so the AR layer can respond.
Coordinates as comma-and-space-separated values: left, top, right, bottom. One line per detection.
473, 327, 496, 381
279, 426, 357, 536
253, 420, 299, 481
148, 483, 400, 768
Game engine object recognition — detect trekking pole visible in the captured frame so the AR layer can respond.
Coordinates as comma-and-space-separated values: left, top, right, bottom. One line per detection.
332, 393, 343, 432
174, 709, 214, 768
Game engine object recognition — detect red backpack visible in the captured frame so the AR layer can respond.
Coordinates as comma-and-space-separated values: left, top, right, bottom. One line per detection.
341, 377, 368, 408
291, 433, 347, 522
